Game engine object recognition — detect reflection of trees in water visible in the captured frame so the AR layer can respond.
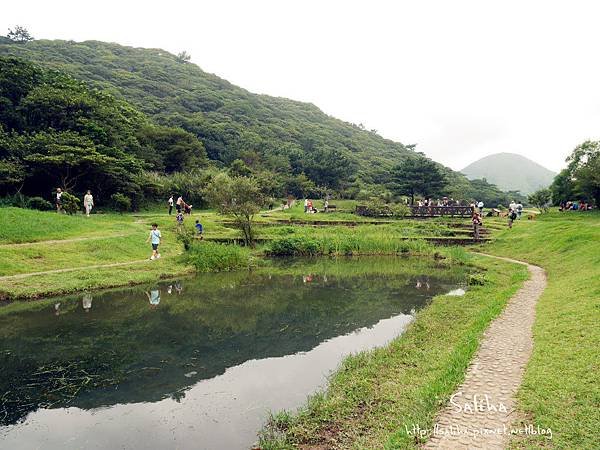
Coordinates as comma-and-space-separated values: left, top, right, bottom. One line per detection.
0, 259, 467, 426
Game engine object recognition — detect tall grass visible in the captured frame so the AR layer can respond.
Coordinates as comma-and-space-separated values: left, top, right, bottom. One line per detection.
182, 241, 252, 272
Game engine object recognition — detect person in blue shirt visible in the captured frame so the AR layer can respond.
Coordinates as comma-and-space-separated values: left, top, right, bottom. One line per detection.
146, 223, 162, 260
195, 220, 203, 240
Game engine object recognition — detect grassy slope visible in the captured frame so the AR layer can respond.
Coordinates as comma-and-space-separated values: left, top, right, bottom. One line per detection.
482, 212, 600, 449
0, 208, 194, 299
261, 256, 528, 448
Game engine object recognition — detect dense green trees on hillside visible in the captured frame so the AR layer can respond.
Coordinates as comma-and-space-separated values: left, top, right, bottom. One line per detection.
546, 141, 600, 207
0, 57, 209, 204
0, 39, 525, 209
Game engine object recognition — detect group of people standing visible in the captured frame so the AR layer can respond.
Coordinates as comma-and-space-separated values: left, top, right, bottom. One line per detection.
303, 198, 329, 213
559, 200, 593, 211
168, 195, 193, 216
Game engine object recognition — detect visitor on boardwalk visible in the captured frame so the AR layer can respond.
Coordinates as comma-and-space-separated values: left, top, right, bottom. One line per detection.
83, 190, 94, 216
176, 195, 183, 213
55, 188, 63, 213
146, 223, 161, 260
472, 212, 483, 240
168, 195, 174, 215
508, 208, 517, 229
195, 219, 203, 239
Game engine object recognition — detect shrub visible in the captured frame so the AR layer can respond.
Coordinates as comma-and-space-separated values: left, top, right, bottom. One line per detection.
182, 241, 251, 272
267, 236, 322, 256
27, 196, 53, 211
390, 203, 410, 217
60, 192, 80, 215
176, 226, 196, 251
111, 193, 131, 213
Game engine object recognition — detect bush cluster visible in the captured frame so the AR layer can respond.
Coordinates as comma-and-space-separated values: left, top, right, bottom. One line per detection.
182, 241, 252, 272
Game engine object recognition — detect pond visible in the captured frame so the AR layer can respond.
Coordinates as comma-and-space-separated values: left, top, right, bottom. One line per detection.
0, 257, 468, 449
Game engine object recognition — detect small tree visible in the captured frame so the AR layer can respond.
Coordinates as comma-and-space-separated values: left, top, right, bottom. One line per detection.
7, 26, 33, 43
206, 173, 264, 246
111, 193, 131, 213
61, 192, 80, 215
176, 51, 191, 63
528, 188, 552, 213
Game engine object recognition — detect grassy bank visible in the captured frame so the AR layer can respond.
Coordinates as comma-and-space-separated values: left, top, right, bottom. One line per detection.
482, 212, 600, 449
260, 255, 528, 448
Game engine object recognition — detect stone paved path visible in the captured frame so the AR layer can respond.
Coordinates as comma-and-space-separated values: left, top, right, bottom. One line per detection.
423, 254, 546, 450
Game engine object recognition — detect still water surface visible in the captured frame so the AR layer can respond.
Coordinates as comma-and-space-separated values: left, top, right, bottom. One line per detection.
0, 257, 466, 449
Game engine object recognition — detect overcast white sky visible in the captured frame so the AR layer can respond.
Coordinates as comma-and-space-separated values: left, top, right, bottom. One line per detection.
3, 0, 599, 172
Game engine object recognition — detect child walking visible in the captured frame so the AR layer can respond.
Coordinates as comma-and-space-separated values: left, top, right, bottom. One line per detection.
146, 223, 162, 260
195, 219, 203, 239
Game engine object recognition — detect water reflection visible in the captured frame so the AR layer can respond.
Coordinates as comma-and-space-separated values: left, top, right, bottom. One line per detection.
0, 257, 467, 449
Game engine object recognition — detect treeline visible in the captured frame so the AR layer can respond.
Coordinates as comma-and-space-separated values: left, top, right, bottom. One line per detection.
0, 39, 520, 205
548, 141, 600, 206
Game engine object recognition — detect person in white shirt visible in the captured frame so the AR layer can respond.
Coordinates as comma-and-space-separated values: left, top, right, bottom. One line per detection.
168, 195, 174, 215
55, 188, 63, 213
83, 190, 94, 216
82, 294, 92, 312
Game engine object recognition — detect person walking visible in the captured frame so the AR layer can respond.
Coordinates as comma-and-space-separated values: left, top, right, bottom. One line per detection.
146, 223, 162, 260
195, 219, 204, 239
472, 212, 483, 240
55, 188, 63, 213
176, 195, 183, 214
83, 190, 94, 216
304, 198, 309, 213
508, 208, 517, 229
516, 202, 523, 219
168, 195, 174, 215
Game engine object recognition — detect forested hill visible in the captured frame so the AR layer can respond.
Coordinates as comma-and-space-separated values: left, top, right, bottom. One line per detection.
0, 39, 412, 184
0, 38, 519, 205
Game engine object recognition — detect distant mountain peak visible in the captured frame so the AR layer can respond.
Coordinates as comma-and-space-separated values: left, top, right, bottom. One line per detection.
461, 153, 555, 194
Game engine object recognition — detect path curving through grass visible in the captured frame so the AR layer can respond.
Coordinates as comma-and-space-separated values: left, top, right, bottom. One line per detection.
424, 253, 546, 449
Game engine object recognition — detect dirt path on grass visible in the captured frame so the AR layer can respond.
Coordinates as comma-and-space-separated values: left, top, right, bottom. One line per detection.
0, 234, 132, 248
423, 253, 546, 450
0, 259, 150, 281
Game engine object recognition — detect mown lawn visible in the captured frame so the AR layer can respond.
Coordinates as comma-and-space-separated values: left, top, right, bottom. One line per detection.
483, 212, 600, 449
0, 207, 195, 299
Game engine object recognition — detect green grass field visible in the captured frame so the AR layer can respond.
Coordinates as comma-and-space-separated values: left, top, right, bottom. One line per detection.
483, 212, 600, 449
